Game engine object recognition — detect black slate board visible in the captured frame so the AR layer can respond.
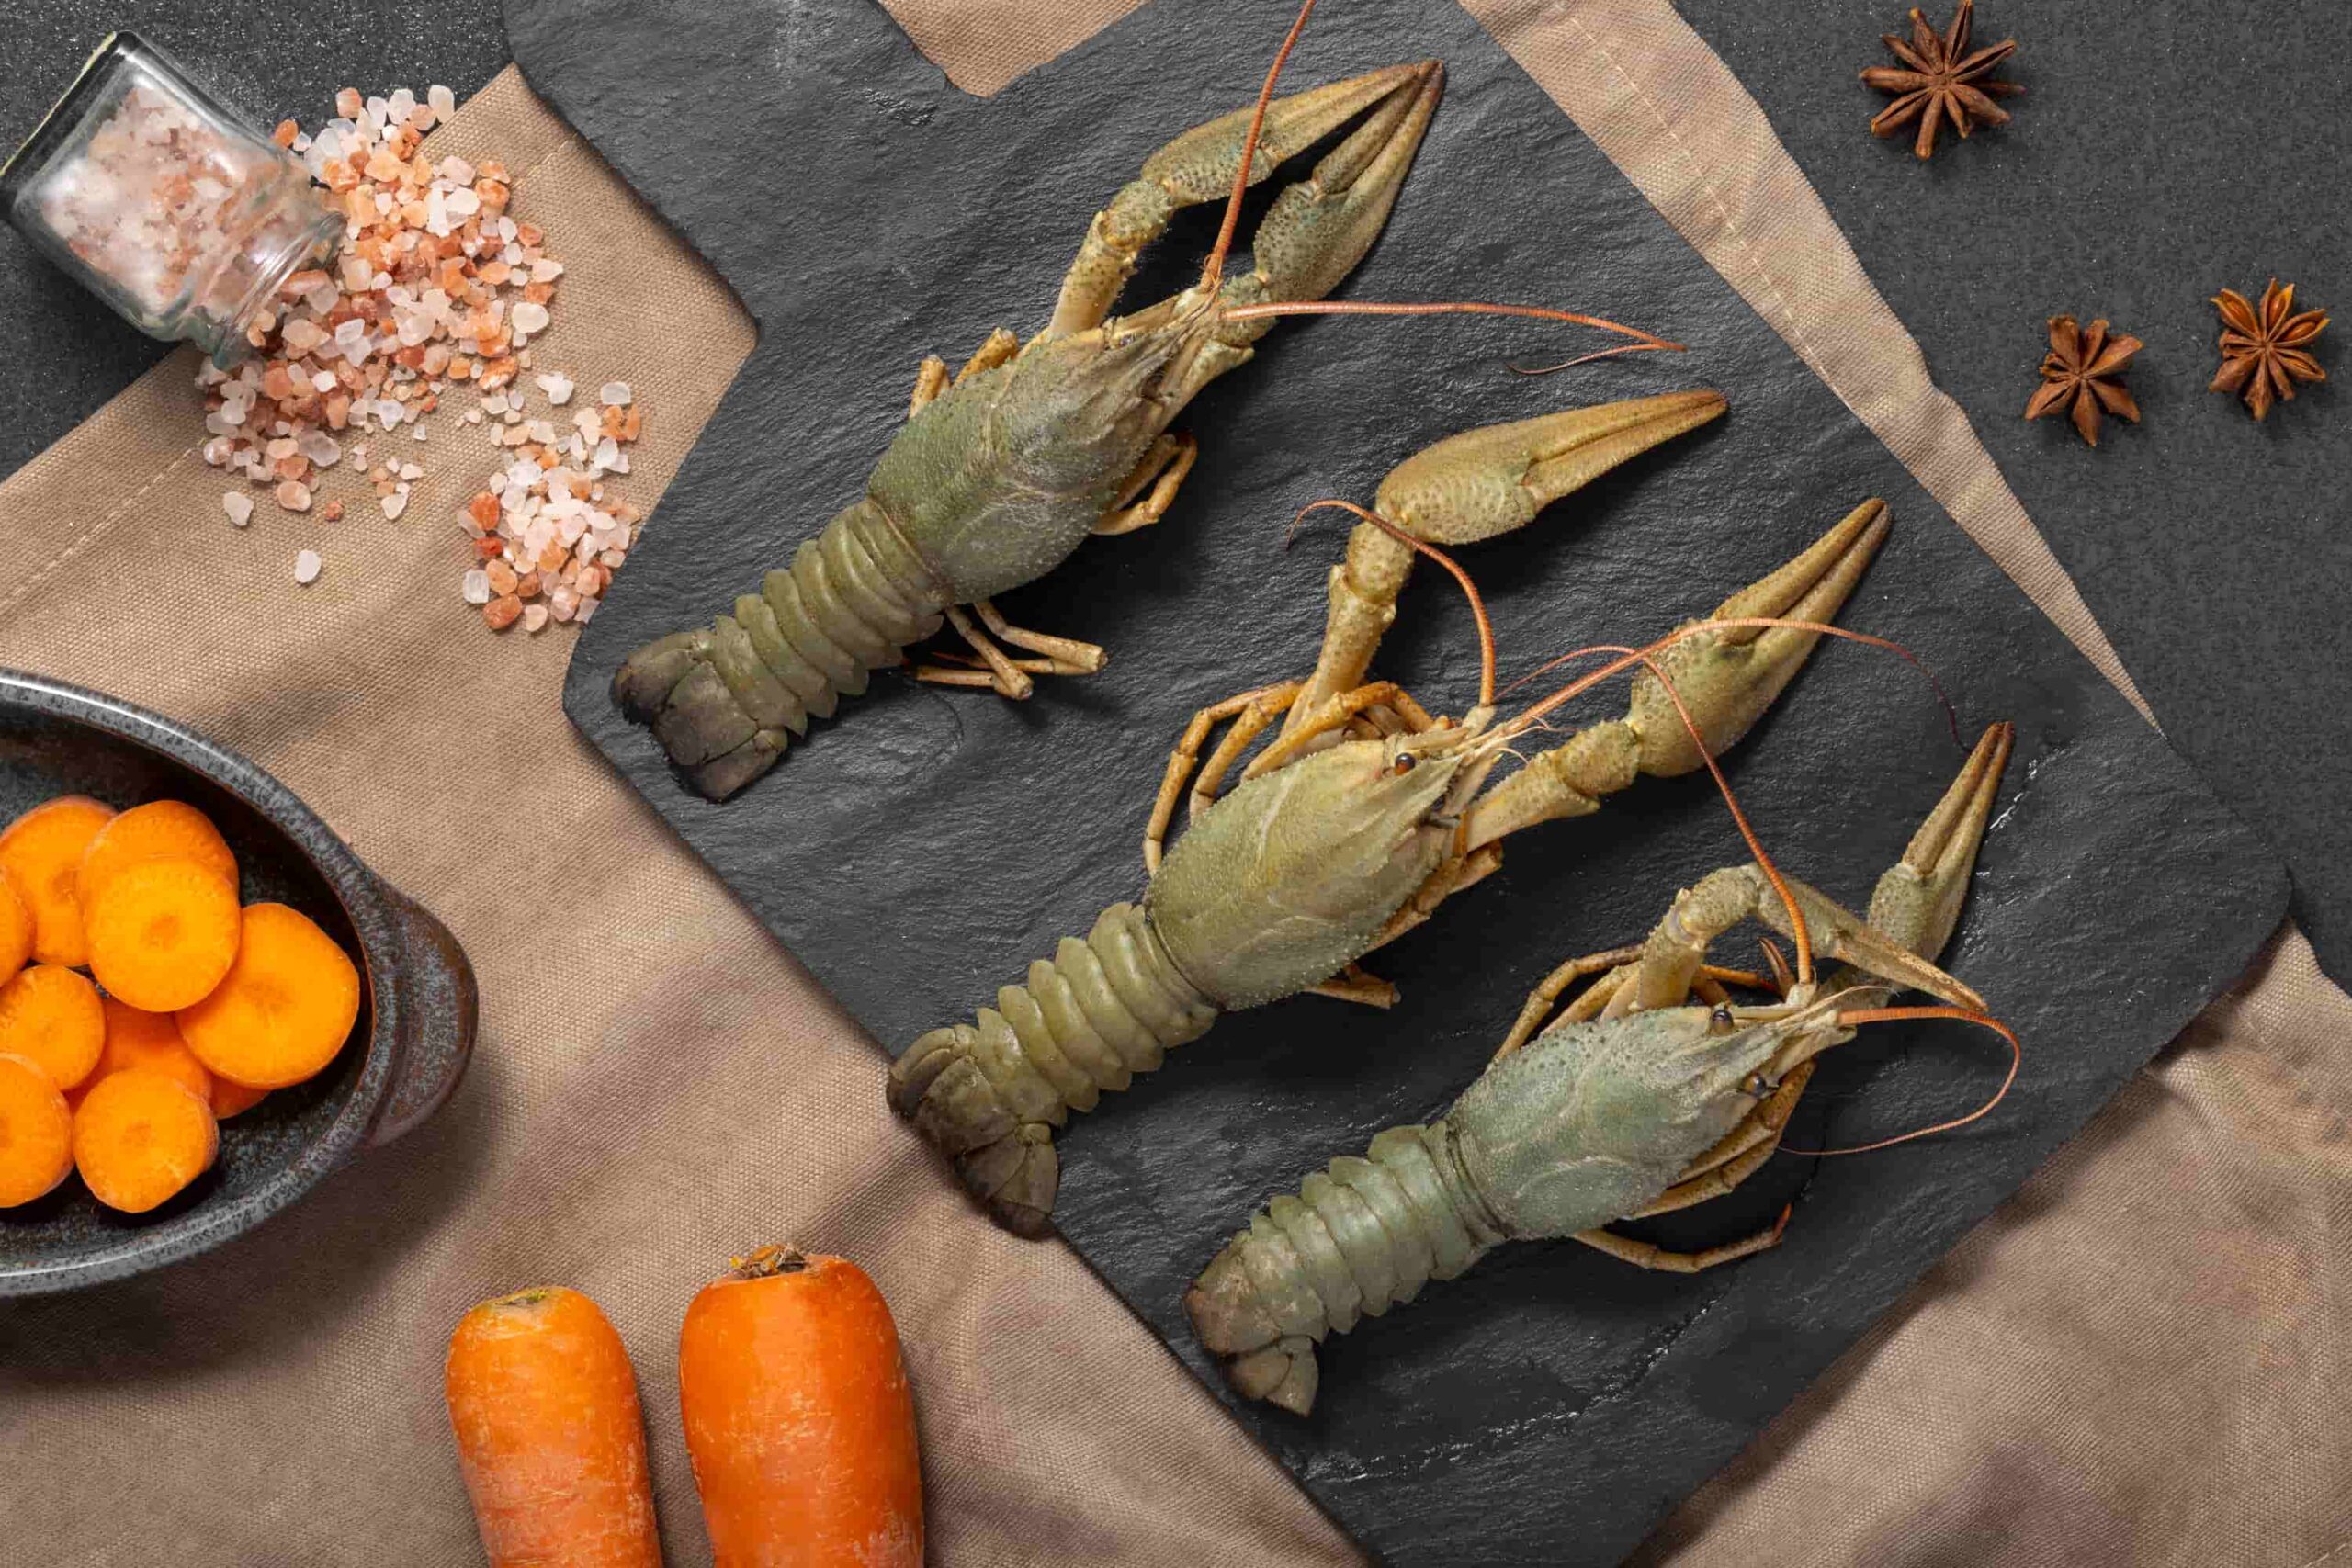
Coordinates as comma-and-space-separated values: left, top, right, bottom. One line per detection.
0, 0, 508, 479
504, 1, 2286, 1562
1676, 0, 2352, 987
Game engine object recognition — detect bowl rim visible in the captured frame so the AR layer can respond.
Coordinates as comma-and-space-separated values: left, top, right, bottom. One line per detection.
0, 668, 403, 1293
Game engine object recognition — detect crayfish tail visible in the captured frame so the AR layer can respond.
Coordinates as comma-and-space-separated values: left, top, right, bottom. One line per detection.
1222, 1335, 1320, 1416
888, 903, 1218, 1235
1185, 1122, 1502, 1412
609, 498, 946, 799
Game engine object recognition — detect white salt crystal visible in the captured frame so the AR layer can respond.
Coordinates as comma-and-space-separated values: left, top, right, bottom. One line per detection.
523, 604, 549, 633
537, 372, 574, 405
294, 549, 323, 584
429, 85, 458, 119
510, 301, 550, 334
381, 492, 409, 521
221, 492, 254, 527
300, 431, 343, 467
444, 186, 481, 218
461, 568, 492, 604
311, 369, 337, 393
528, 258, 565, 283
598, 381, 633, 407
399, 462, 424, 481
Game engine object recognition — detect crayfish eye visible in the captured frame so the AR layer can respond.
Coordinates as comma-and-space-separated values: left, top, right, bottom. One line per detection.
1740, 1071, 1774, 1100
1391, 753, 1417, 775
1709, 1002, 1736, 1032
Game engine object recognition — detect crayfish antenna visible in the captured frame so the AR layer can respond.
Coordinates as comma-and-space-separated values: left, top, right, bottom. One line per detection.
1192, 1, 1680, 358
1782, 1005, 2022, 1156
1197, 0, 1322, 296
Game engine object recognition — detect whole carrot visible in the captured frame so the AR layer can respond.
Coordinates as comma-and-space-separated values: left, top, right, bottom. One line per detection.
678, 1247, 922, 1568
445, 1286, 663, 1568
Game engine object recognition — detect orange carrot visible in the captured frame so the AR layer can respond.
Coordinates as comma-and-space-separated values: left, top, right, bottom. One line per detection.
0, 874, 32, 980
84, 997, 214, 1106
445, 1286, 663, 1568
0, 795, 117, 966
210, 1077, 268, 1119
176, 902, 360, 1089
72, 1067, 218, 1213
77, 799, 238, 910
84, 857, 243, 1012
0, 1051, 74, 1205
0, 964, 106, 1091
678, 1247, 922, 1568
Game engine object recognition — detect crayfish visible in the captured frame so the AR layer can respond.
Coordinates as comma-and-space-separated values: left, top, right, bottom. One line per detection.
1184, 722, 2017, 1413
610, 0, 1679, 798
888, 389, 1902, 1235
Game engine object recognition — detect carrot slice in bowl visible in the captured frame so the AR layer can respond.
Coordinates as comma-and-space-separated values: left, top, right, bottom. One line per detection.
0, 1052, 74, 1206
0, 875, 32, 980
0, 964, 106, 1092
176, 903, 362, 1089
73, 1068, 218, 1213
0, 795, 117, 967
85, 858, 243, 1013
210, 1078, 268, 1119
78, 800, 238, 910
77, 997, 215, 1108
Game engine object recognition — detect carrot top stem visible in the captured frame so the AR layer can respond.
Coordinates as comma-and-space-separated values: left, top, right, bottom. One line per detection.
727, 1244, 810, 1280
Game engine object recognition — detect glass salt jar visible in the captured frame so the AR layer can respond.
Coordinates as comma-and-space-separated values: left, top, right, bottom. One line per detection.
0, 32, 342, 367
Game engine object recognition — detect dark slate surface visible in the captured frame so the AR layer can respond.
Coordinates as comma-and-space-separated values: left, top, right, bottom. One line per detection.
505, 1, 2286, 1562
0, 0, 506, 477
1675, 0, 2352, 986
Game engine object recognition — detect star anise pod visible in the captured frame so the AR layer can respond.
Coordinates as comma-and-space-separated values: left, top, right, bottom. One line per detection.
1861, 0, 2021, 160
2025, 316, 2141, 446
2210, 279, 2329, 421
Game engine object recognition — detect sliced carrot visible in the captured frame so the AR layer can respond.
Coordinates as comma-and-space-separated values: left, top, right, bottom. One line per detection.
0, 795, 117, 967
72, 1067, 218, 1213
446, 1286, 664, 1568
77, 800, 238, 910
176, 902, 361, 1089
0, 1051, 74, 1205
0, 964, 106, 1091
84, 857, 243, 1012
88, 997, 214, 1105
211, 1077, 268, 1119
0, 874, 32, 980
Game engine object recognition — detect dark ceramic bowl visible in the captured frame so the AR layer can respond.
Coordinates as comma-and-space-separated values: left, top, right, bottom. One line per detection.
0, 670, 475, 1295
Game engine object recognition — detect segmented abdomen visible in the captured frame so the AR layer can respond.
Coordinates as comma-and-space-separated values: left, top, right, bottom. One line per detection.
1182, 1119, 1505, 1415
888, 902, 1219, 1235
610, 498, 946, 799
